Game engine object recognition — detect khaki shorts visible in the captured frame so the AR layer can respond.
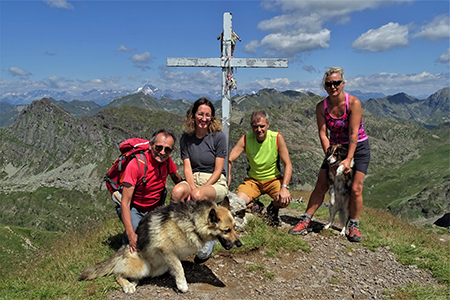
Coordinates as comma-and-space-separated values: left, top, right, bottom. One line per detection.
236, 175, 283, 201
193, 172, 228, 203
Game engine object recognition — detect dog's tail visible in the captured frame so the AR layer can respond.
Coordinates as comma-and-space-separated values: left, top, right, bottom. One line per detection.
78, 245, 127, 281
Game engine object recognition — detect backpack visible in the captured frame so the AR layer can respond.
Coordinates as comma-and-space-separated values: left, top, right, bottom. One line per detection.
101, 138, 150, 199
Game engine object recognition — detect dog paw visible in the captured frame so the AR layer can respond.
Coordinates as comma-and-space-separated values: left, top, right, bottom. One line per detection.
122, 284, 136, 294
323, 223, 331, 230
339, 229, 346, 236
177, 281, 189, 293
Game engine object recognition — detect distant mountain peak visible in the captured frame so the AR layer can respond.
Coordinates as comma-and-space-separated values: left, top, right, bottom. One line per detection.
387, 92, 418, 104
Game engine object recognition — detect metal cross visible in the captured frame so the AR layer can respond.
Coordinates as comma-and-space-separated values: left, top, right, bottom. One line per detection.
167, 12, 288, 178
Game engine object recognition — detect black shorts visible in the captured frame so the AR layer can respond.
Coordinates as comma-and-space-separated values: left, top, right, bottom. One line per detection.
321, 139, 371, 174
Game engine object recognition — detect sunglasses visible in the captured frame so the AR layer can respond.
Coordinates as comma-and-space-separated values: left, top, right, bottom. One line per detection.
325, 80, 343, 88
154, 145, 173, 154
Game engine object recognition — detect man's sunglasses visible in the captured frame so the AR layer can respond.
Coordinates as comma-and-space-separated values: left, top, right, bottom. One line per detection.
154, 145, 173, 154
325, 80, 343, 88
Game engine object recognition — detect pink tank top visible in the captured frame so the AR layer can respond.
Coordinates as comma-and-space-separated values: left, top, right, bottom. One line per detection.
324, 93, 368, 145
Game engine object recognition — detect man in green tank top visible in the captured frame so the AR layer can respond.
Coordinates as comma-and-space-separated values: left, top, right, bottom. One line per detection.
228, 110, 292, 227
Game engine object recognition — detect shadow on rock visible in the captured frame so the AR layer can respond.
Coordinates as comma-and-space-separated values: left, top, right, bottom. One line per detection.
138, 260, 225, 292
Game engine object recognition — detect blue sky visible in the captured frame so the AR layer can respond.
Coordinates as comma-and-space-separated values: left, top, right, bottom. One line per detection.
1, 0, 449, 101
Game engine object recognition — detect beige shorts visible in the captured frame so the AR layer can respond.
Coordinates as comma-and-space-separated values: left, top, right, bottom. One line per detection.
192, 172, 228, 203
236, 175, 283, 201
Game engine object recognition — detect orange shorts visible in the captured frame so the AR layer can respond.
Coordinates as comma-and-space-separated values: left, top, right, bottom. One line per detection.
236, 175, 283, 201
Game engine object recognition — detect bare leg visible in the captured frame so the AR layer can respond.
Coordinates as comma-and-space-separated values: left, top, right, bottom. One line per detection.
305, 168, 329, 216
236, 191, 251, 206
349, 171, 365, 220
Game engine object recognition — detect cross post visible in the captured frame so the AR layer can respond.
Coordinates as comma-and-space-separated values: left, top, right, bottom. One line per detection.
167, 12, 288, 179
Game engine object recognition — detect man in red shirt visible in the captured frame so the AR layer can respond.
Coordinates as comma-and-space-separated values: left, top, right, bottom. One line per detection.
118, 128, 182, 253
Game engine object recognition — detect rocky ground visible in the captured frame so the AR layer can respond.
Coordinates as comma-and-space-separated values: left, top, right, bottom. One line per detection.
108, 208, 439, 300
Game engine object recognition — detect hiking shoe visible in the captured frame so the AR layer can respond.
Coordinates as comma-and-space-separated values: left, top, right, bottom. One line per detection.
288, 215, 311, 235
348, 222, 362, 242
194, 240, 216, 264
251, 198, 265, 214
266, 203, 281, 227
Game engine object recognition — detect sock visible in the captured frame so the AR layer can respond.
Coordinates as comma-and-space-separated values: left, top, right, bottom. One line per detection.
350, 219, 359, 226
304, 213, 312, 220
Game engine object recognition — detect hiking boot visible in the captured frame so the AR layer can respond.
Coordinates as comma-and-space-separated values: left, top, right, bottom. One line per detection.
288, 215, 311, 235
251, 198, 265, 214
266, 203, 281, 227
348, 221, 361, 242
194, 240, 216, 264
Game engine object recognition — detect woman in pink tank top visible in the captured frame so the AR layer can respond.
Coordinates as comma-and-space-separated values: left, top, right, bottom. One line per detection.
289, 67, 370, 242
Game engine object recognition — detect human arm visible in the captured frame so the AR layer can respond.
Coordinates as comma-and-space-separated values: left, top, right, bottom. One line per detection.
120, 183, 137, 253
183, 158, 196, 191
203, 157, 225, 186
227, 134, 246, 186
275, 133, 292, 207
203, 132, 227, 186
316, 101, 330, 155
169, 172, 183, 184
341, 95, 361, 173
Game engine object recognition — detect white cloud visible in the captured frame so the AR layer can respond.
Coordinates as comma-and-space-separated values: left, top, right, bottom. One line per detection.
243, 40, 260, 55
0, 76, 124, 94
116, 45, 135, 52
254, 0, 409, 58
436, 48, 450, 64
352, 22, 409, 52
9, 66, 32, 77
130, 52, 152, 71
413, 14, 450, 41
44, 0, 74, 10
261, 0, 410, 22
156, 67, 220, 93
260, 30, 330, 56
347, 72, 448, 96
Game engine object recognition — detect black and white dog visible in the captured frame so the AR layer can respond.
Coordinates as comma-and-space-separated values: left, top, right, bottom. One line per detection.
323, 145, 354, 236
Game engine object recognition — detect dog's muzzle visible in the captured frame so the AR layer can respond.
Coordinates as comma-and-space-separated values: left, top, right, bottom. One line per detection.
218, 236, 242, 250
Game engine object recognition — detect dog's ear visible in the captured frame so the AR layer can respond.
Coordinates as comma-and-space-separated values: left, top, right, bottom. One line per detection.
208, 208, 220, 224
220, 196, 231, 211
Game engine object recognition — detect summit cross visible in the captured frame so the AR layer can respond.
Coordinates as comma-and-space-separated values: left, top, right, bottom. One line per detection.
167, 12, 288, 176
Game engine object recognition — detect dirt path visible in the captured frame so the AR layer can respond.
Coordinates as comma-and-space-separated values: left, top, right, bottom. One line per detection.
108, 210, 438, 300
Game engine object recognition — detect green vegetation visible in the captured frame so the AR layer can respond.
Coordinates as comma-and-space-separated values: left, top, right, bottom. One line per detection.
0, 188, 115, 232
363, 140, 450, 219
0, 199, 449, 299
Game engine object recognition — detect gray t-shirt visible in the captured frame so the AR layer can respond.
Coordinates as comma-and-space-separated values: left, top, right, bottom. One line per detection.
180, 131, 227, 176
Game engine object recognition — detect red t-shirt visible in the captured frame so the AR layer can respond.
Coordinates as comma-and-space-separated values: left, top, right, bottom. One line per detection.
122, 151, 177, 212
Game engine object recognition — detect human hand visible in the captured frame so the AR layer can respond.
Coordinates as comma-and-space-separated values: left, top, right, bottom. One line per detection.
128, 232, 138, 254
339, 158, 353, 174
277, 187, 291, 208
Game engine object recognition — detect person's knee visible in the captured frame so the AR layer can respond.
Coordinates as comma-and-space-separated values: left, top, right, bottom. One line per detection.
236, 191, 251, 205
171, 185, 184, 202
190, 189, 203, 201
351, 182, 363, 198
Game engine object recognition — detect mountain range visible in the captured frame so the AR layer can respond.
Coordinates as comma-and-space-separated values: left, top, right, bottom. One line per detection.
0, 87, 448, 233
0, 83, 392, 108
1, 87, 448, 128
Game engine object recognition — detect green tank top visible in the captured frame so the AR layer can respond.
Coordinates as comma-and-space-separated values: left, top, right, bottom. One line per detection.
245, 130, 280, 181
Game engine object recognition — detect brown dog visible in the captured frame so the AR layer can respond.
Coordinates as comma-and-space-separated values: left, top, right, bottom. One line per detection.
79, 200, 242, 293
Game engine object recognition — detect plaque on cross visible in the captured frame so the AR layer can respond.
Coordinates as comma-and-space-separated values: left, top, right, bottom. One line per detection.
167, 12, 288, 178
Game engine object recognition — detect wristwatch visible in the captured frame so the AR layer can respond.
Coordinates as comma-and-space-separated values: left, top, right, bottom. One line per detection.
281, 184, 289, 189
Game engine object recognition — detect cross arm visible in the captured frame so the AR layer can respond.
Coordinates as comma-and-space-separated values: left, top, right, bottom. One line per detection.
167, 57, 288, 68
